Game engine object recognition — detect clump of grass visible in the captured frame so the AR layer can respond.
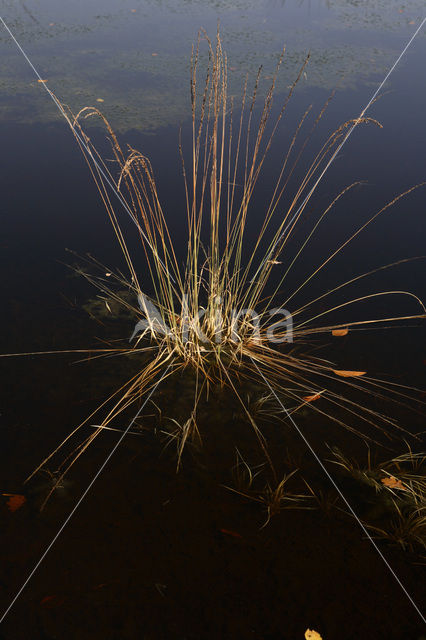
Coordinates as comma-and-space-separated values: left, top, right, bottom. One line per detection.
230, 448, 265, 493
225, 464, 313, 528
329, 445, 426, 505
259, 471, 314, 527
368, 503, 426, 553
328, 444, 426, 552
163, 413, 201, 470
12, 28, 425, 502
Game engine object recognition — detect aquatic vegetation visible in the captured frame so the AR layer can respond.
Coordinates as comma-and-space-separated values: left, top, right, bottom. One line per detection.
230, 449, 263, 493
4, 30, 425, 508
329, 445, 426, 505
303, 483, 341, 517
328, 444, 426, 552
254, 471, 314, 527
225, 466, 313, 527
367, 503, 426, 553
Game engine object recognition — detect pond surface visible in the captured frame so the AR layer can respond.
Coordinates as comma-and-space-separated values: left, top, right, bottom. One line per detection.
0, 2, 425, 639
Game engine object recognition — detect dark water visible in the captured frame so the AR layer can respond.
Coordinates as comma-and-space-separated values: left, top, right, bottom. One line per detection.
1, 2, 426, 638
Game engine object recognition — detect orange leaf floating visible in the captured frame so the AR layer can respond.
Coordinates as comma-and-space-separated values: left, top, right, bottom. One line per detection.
3, 493, 26, 512
332, 369, 366, 378
37, 79, 48, 83
303, 392, 323, 403
381, 476, 407, 491
305, 630, 323, 640
40, 595, 66, 608
332, 327, 349, 337
220, 528, 243, 539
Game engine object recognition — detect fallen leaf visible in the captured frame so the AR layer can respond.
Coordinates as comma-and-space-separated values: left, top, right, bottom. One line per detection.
332, 369, 366, 378
305, 630, 322, 640
3, 493, 26, 512
220, 528, 243, 539
303, 392, 323, 403
408, 20, 415, 25
381, 476, 407, 491
37, 79, 48, 83
332, 327, 349, 337
131, 8, 137, 12
40, 595, 66, 608
96, 98, 104, 103
48, 22, 55, 26
152, 52, 158, 56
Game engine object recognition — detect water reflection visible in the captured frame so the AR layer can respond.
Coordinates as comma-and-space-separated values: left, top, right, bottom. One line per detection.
1, 0, 424, 131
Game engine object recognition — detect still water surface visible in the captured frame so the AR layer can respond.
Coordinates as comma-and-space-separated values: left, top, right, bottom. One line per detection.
0, 2, 425, 637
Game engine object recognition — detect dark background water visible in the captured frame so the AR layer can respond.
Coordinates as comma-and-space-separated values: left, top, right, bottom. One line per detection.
0, 2, 425, 639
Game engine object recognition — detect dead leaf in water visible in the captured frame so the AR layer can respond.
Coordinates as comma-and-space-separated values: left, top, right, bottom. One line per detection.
220, 528, 243, 539
332, 369, 366, 378
332, 327, 349, 337
37, 79, 48, 83
381, 476, 407, 491
40, 595, 66, 608
2, 493, 26, 512
303, 392, 323, 403
305, 630, 323, 640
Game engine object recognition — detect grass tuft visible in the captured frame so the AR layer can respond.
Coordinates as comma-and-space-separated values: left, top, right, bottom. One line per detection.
6, 29, 424, 506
